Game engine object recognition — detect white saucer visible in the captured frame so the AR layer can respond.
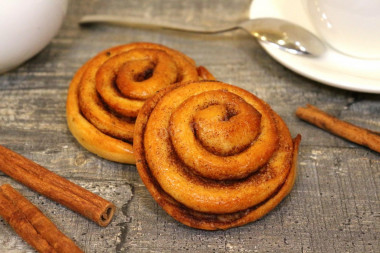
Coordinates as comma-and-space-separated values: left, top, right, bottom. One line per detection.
249, 0, 380, 93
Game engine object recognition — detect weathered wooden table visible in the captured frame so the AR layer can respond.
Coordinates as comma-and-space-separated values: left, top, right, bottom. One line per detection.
0, 0, 379, 252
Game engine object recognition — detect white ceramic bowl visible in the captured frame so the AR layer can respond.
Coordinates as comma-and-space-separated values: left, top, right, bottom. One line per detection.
0, 0, 68, 74
306, 0, 380, 59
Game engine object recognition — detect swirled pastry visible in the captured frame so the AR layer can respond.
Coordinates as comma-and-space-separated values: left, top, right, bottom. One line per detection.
134, 80, 301, 230
66, 42, 214, 164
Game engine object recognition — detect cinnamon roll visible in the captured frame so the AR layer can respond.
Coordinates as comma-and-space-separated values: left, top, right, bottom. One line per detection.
134, 80, 301, 230
66, 42, 214, 164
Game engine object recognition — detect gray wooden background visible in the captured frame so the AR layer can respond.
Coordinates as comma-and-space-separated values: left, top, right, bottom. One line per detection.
0, 0, 379, 252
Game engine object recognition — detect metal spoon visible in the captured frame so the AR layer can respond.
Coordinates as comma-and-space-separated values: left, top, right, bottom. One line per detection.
79, 15, 326, 57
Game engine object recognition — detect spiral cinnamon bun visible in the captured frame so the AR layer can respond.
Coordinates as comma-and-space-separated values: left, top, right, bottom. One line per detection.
66, 42, 214, 164
134, 80, 301, 230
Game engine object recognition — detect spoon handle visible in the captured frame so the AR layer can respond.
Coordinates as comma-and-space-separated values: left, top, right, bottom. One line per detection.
79, 15, 238, 34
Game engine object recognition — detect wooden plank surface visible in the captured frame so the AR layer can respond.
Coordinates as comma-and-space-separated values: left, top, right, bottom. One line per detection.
0, 0, 379, 252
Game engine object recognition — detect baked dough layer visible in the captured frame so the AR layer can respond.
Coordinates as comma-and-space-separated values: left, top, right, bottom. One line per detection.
66, 42, 213, 163
134, 80, 301, 230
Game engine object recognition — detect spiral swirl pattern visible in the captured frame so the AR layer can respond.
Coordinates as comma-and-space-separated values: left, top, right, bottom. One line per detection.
134, 80, 301, 230
66, 42, 214, 164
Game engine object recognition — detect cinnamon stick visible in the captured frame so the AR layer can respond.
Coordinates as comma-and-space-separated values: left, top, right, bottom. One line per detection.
0, 184, 83, 253
0, 145, 115, 226
296, 104, 380, 153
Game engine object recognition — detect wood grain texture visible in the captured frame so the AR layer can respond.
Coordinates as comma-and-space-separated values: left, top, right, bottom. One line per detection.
0, 0, 379, 252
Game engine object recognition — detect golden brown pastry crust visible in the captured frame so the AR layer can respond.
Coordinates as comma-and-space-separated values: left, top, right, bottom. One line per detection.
66, 42, 214, 164
134, 80, 301, 230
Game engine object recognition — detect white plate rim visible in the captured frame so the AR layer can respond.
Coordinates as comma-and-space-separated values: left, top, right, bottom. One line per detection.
250, 0, 380, 94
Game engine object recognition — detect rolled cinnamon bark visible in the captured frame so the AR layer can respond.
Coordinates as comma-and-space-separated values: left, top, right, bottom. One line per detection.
66, 42, 214, 164
134, 80, 301, 230
0, 184, 83, 253
0, 145, 115, 227
296, 104, 380, 153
